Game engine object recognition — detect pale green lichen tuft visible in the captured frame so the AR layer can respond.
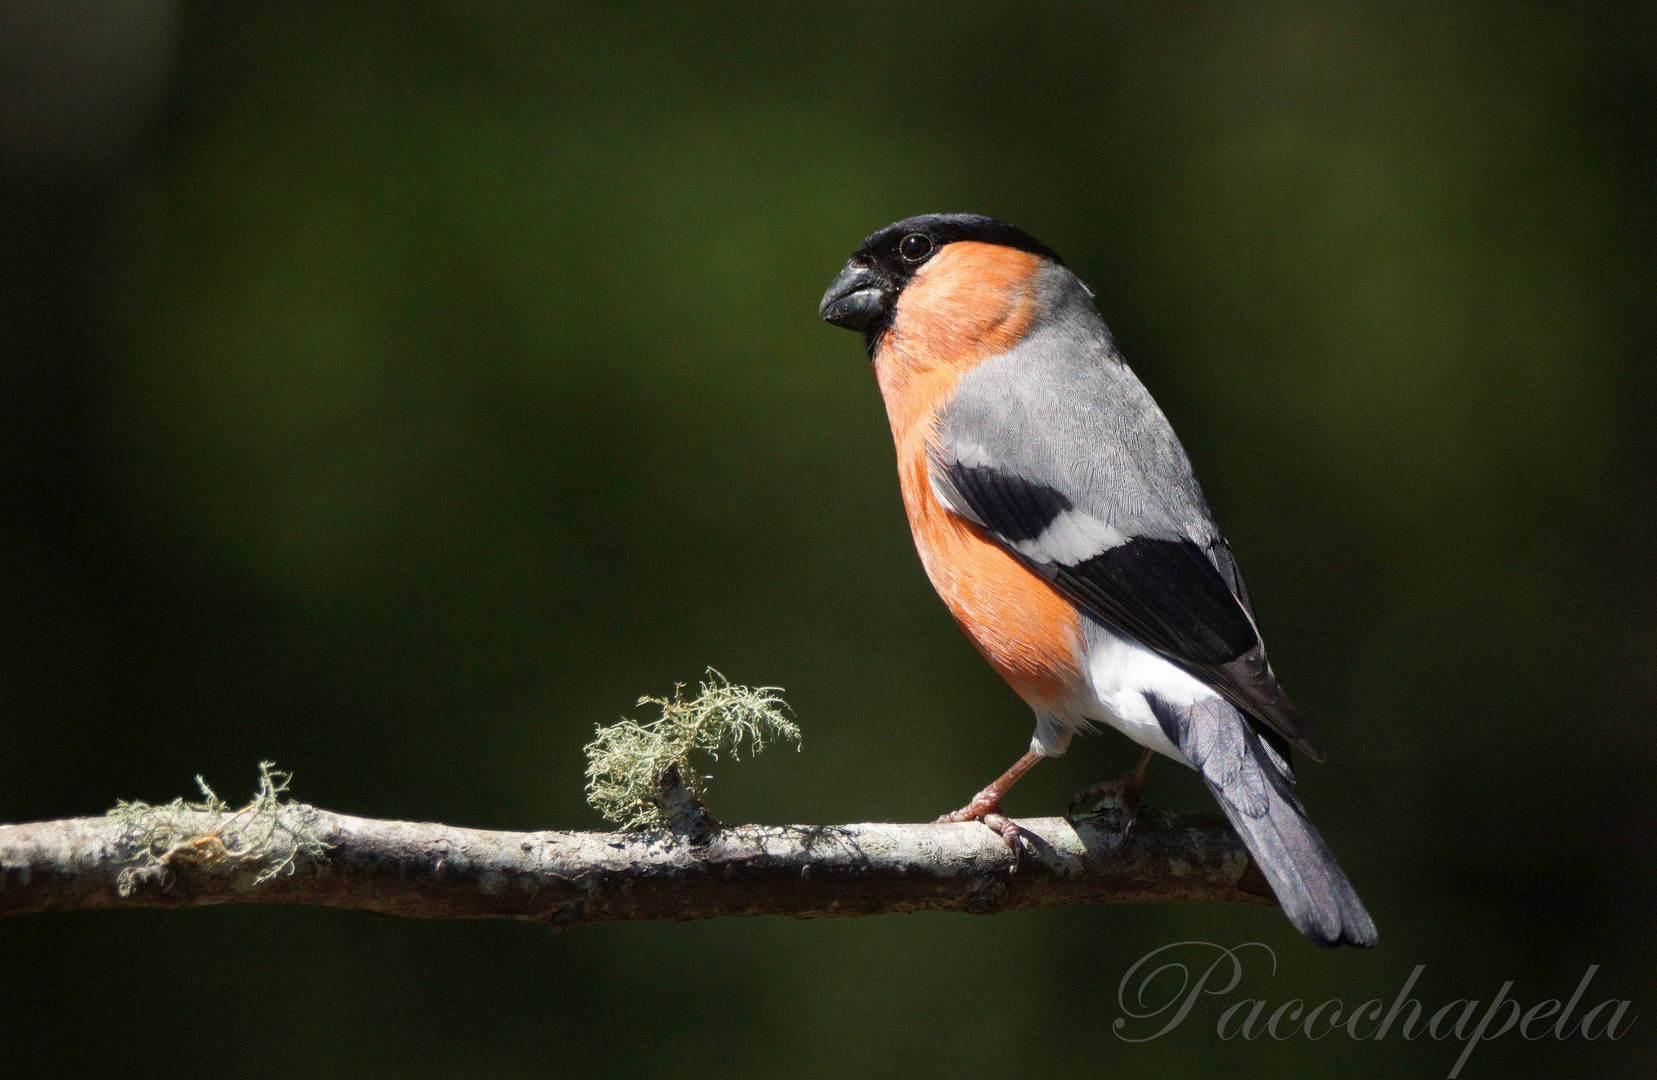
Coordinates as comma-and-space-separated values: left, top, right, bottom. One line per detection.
108, 761, 332, 893
584, 669, 800, 830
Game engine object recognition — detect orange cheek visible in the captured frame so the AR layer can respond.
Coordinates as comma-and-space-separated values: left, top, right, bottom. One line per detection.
888, 242, 1042, 367
870, 242, 1044, 461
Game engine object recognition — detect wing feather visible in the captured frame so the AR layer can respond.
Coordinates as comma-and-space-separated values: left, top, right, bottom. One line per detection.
931, 452, 1325, 761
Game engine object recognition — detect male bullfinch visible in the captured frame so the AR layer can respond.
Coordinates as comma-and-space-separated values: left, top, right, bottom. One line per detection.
819, 214, 1376, 948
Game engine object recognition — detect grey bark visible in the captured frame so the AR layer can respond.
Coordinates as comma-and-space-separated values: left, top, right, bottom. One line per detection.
0, 797, 1273, 924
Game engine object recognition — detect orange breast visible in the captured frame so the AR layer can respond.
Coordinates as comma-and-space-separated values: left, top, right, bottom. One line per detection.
898, 446, 1085, 705
873, 242, 1084, 707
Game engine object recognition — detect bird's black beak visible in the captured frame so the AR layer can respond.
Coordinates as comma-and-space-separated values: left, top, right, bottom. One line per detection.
819, 262, 890, 334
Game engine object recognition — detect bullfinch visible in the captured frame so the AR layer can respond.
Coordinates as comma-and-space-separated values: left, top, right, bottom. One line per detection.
819, 214, 1376, 947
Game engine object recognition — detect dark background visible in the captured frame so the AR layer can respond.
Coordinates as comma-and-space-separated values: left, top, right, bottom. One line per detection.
2, 2, 1653, 1077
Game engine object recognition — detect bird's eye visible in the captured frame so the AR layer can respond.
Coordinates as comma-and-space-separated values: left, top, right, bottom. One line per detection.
898, 233, 933, 262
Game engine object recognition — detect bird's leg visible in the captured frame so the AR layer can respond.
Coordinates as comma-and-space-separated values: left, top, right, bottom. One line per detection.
936, 749, 1046, 846
1068, 747, 1154, 820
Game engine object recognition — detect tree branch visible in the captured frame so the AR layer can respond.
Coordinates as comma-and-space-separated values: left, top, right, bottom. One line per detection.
0, 796, 1272, 924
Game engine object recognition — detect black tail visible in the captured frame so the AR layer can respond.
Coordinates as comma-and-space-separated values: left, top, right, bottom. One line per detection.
1153, 696, 1377, 947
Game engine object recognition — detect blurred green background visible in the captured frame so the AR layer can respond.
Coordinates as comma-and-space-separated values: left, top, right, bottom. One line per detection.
1, 2, 1653, 1077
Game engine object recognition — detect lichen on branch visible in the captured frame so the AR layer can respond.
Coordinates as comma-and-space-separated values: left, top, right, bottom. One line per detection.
106, 761, 332, 895
584, 669, 800, 829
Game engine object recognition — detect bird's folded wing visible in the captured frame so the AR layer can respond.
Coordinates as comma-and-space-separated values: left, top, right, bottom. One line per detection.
930, 361, 1325, 761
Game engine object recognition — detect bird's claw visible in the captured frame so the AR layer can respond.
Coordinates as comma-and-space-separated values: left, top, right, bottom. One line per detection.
937, 802, 1029, 864
981, 812, 1029, 858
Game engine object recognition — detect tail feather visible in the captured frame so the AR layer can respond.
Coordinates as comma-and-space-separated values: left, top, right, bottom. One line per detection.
1155, 696, 1377, 948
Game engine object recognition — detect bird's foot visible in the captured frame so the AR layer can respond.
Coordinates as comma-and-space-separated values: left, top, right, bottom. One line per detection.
937, 797, 1027, 853
934, 749, 1046, 858
1067, 748, 1154, 822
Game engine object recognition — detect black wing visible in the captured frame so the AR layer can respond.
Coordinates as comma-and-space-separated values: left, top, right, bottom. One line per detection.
935, 460, 1325, 761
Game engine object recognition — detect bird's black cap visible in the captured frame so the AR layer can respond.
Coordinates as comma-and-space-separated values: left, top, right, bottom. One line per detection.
854, 213, 1064, 266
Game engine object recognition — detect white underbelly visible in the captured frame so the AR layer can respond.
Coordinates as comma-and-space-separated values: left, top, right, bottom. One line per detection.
1077, 629, 1214, 767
